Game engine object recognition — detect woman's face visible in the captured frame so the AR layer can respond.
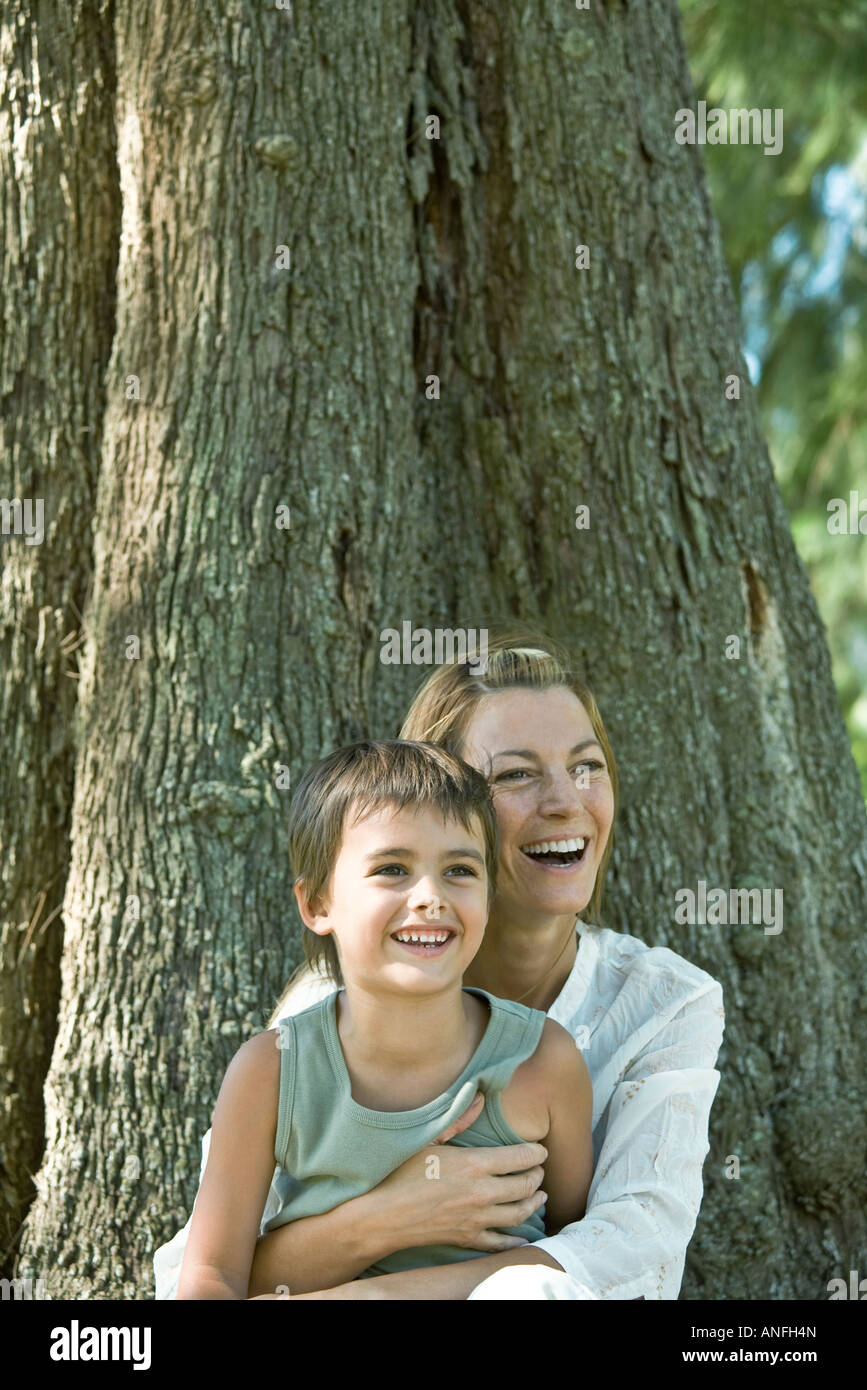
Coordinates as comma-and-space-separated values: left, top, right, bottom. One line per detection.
460, 686, 615, 923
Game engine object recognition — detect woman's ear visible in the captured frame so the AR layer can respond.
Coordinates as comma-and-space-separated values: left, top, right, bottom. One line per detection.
293, 877, 332, 935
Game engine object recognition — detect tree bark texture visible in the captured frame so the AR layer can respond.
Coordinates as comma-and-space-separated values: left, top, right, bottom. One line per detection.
0, 0, 119, 1266
3, 0, 865, 1299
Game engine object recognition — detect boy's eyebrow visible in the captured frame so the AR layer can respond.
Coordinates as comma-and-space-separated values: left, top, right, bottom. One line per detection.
365, 845, 486, 864
491, 739, 602, 761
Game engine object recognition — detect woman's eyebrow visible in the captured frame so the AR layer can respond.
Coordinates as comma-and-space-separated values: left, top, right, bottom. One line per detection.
492, 739, 601, 761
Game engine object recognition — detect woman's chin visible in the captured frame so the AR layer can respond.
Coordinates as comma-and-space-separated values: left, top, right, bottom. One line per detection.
508, 867, 593, 918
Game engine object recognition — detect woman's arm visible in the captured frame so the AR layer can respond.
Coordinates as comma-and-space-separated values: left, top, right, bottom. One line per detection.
247, 1092, 549, 1296
276, 1245, 566, 1300
177, 1031, 281, 1300
527, 980, 726, 1301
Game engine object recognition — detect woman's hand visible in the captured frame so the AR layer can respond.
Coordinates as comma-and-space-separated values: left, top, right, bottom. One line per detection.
367, 1090, 548, 1253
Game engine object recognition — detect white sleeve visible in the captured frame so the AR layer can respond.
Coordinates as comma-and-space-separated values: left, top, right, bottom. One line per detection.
532, 981, 725, 1300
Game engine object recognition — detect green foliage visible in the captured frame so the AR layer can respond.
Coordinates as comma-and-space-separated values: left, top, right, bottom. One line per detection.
679, 0, 867, 797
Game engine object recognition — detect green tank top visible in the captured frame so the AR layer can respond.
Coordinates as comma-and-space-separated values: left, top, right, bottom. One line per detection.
261, 986, 549, 1276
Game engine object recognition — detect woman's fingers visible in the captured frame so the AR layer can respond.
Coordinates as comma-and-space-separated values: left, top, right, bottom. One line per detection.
449, 1187, 547, 1252
478, 1164, 547, 1208
478, 1192, 548, 1230
432, 1089, 485, 1144
473, 1141, 548, 1174
431, 1158, 548, 1248
462, 1231, 532, 1253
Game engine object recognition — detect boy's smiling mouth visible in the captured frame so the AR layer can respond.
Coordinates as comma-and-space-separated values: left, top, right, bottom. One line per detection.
390, 928, 457, 956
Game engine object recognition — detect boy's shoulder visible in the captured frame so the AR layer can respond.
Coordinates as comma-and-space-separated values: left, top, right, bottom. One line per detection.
214, 1029, 283, 1127
508, 1014, 588, 1092
475, 988, 578, 1054
233, 1026, 283, 1082
500, 1016, 589, 1139
470, 987, 580, 1076
529, 1015, 588, 1077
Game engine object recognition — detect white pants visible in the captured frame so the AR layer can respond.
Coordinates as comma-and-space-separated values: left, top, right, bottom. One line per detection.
467, 1265, 598, 1300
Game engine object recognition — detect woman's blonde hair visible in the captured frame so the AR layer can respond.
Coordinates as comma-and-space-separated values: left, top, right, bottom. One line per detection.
268, 623, 617, 1024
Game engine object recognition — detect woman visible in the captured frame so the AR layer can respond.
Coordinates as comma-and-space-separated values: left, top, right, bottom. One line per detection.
153, 627, 724, 1300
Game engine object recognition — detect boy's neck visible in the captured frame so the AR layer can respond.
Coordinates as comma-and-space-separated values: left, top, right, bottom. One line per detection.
335, 981, 487, 1085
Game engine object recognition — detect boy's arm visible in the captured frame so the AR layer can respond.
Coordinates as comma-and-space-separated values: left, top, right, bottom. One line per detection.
176, 1030, 281, 1300
535, 1019, 594, 1235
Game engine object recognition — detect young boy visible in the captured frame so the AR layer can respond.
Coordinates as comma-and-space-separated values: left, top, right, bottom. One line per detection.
177, 740, 593, 1299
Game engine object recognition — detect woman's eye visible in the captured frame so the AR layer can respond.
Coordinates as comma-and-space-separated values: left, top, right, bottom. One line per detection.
496, 763, 605, 780
574, 759, 604, 774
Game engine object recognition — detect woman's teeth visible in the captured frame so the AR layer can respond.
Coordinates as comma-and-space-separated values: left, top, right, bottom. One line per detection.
520, 837, 586, 865
521, 838, 585, 854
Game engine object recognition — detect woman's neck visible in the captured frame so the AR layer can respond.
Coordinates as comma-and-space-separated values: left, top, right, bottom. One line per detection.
463, 907, 579, 1013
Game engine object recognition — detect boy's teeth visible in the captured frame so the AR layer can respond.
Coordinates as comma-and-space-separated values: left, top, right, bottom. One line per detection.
521, 838, 585, 854
394, 932, 450, 943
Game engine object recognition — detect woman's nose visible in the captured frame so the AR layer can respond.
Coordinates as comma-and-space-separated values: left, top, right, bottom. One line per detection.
537, 770, 585, 814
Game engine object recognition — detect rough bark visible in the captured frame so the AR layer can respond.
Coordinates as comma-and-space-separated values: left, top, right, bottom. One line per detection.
0, 0, 119, 1269
8, 0, 866, 1298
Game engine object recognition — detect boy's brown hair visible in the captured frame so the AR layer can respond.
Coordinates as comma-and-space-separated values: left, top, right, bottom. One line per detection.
286, 739, 499, 991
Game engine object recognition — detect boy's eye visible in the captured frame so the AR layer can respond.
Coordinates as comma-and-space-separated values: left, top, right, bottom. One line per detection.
371, 863, 479, 880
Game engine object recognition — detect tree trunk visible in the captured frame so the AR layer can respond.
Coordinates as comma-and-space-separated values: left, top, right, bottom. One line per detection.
0, 0, 119, 1269
8, 0, 866, 1299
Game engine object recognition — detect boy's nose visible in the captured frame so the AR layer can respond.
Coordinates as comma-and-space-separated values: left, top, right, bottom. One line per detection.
407, 882, 443, 918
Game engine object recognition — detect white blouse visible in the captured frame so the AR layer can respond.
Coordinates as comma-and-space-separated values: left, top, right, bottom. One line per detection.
153, 920, 724, 1300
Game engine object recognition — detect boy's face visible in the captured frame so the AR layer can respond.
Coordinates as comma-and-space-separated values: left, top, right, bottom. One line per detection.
298, 802, 490, 996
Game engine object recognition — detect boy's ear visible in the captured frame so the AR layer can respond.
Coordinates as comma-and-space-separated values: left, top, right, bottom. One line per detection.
293, 878, 332, 935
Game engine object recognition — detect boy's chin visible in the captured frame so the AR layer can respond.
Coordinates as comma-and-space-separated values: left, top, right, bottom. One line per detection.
377, 950, 470, 985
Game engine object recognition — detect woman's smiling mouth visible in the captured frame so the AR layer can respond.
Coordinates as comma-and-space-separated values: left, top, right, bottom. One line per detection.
520, 837, 588, 868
